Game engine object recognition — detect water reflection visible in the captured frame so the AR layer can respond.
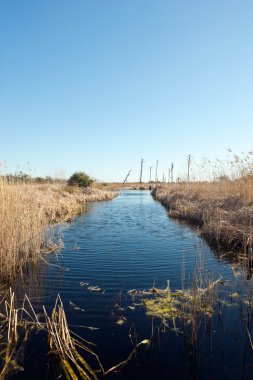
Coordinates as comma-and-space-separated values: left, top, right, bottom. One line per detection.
4, 191, 253, 379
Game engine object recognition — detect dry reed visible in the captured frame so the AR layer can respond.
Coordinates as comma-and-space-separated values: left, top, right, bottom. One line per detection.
0, 178, 116, 280
0, 289, 149, 379
43, 295, 103, 380
153, 176, 253, 253
0, 289, 102, 379
95, 182, 153, 191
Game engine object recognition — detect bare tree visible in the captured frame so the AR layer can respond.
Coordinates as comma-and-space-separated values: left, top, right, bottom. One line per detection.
171, 162, 174, 183
139, 158, 144, 183
168, 168, 171, 183
155, 160, 158, 182
149, 166, 152, 182
123, 170, 131, 184
187, 154, 191, 182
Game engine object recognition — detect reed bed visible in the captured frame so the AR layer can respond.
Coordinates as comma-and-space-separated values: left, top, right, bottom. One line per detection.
152, 176, 253, 253
0, 178, 116, 280
95, 182, 153, 191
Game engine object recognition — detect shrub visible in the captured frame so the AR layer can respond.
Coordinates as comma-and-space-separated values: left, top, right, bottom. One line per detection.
67, 172, 94, 188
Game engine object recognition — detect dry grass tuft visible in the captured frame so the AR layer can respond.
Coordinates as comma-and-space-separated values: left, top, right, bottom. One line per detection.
43, 295, 103, 380
0, 289, 102, 379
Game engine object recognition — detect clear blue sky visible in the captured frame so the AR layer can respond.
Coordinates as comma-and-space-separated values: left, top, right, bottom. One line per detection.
0, 0, 252, 182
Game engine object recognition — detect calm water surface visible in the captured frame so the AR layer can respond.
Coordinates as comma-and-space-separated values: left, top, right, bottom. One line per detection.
15, 191, 253, 380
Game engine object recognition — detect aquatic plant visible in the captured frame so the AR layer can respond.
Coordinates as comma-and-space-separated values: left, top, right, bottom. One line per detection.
127, 276, 220, 330
0, 290, 103, 380
43, 295, 103, 380
0, 288, 43, 378
0, 289, 153, 379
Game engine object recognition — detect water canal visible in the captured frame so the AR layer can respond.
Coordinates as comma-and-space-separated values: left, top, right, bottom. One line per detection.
13, 191, 253, 379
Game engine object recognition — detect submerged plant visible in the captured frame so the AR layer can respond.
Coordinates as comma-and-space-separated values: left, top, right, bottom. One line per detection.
0, 290, 103, 380
0, 288, 42, 378
43, 295, 103, 380
143, 278, 220, 325
127, 274, 222, 334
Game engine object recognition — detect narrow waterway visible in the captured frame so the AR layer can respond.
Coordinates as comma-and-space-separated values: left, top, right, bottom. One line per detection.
14, 191, 253, 380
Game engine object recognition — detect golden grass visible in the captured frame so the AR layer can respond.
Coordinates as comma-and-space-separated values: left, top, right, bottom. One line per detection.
0, 289, 102, 379
152, 176, 253, 253
0, 178, 116, 280
43, 295, 103, 380
0, 289, 149, 379
94, 182, 153, 191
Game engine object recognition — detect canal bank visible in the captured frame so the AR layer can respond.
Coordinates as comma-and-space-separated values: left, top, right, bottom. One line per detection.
152, 182, 253, 254
1, 190, 253, 379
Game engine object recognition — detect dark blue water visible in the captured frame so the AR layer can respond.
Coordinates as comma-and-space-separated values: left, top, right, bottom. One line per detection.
16, 191, 253, 380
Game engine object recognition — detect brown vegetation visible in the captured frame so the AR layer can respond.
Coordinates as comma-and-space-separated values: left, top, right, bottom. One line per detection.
0, 178, 116, 280
0, 289, 150, 379
0, 289, 103, 379
152, 177, 253, 253
95, 182, 153, 191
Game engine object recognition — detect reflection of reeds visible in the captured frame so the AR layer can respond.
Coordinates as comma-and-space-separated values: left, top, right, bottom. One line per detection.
0, 178, 116, 280
43, 295, 103, 380
153, 175, 253, 253
0, 288, 42, 379
0, 290, 102, 380
0, 290, 149, 379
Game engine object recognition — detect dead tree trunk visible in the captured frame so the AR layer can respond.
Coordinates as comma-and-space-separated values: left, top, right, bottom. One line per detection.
171, 162, 174, 183
139, 159, 144, 183
123, 170, 131, 184
155, 160, 158, 182
187, 154, 191, 182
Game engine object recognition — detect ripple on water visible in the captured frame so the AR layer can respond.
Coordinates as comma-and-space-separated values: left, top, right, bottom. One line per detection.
19, 190, 242, 380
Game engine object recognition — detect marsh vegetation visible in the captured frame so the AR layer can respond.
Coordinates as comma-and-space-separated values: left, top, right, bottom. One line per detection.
0, 151, 253, 379
152, 151, 253, 254
152, 176, 253, 254
0, 177, 116, 280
